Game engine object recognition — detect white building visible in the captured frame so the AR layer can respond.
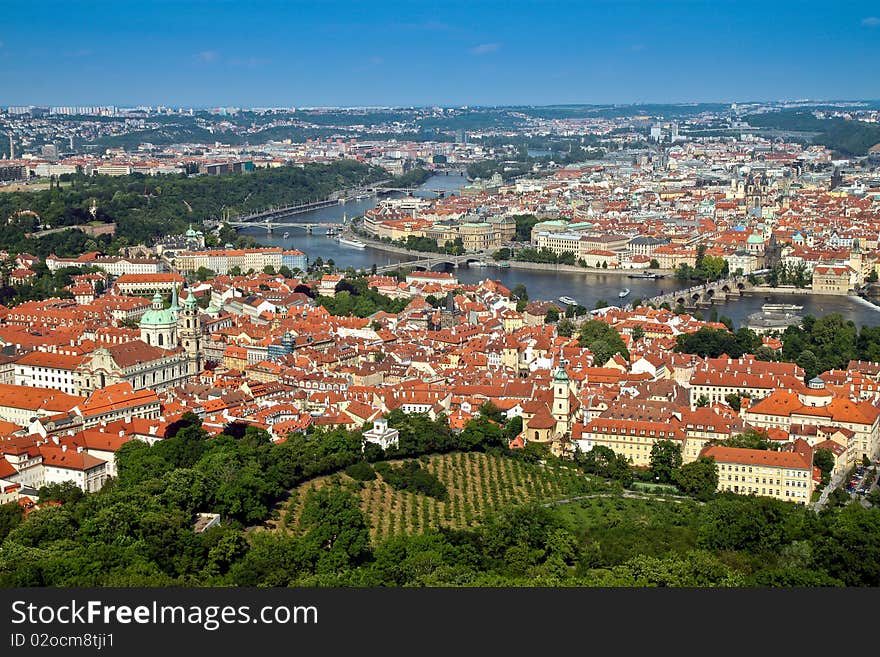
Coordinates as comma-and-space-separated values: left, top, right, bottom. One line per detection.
362, 418, 399, 450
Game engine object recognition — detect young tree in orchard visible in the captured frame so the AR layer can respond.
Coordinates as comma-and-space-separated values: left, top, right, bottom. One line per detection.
650, 440, 683, 484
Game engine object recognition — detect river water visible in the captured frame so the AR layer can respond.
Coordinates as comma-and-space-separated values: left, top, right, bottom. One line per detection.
239, 174, 880, 329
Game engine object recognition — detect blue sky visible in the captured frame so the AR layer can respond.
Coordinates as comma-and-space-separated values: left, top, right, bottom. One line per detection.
1, 0, 878, 106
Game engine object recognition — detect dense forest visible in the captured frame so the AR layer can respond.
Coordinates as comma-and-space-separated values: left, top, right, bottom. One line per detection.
0, 161, 386, 257
745, 110, 880, 155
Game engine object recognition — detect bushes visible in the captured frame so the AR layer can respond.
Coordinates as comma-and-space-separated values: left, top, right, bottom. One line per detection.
345, 461, 377, 481
374, 461, 448, 501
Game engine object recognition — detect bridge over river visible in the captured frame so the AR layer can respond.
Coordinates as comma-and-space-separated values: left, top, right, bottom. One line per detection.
643, 276, 754, 308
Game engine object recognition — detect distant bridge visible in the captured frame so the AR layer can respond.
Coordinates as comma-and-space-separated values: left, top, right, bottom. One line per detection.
226, 180, 392, 225
373, 253, 490, 273
227, 220, 344, 234
375, 187, 453, 197
642, 276, 754, 309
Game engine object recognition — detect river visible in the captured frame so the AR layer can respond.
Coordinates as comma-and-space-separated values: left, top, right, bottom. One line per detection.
238, 174, 880, 329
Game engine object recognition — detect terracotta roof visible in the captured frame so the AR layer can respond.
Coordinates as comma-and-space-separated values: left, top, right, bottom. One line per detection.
701, 445, 811, 469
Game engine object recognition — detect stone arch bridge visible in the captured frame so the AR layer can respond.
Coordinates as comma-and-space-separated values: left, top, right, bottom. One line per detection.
643, 277, 754, 309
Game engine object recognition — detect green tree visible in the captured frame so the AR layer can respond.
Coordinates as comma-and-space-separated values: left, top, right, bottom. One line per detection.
298, 487, 371, 574
696, 394, 710, 408
813, 448, 835, 485
675, 456, 718, 501
557, 317, 575, 337
0, 502, 22, 543
650, 440, 683, 484
36, 481, 84, 505
478, 401, 505, 424
577, 320, 628, 366
725, 393, 742, 411
649, 259, 660, 269
631, 326, 645, 341
544, 306, 560, 324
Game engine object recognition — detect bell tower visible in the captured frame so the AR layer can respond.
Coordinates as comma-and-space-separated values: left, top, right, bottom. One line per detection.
178, 288, 202, 376
552, 360, 571, 435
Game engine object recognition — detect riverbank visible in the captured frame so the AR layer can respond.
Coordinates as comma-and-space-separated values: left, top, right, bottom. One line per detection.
498, 259, 673, 278
345, 228, 672, 277
745, 285, 828, 296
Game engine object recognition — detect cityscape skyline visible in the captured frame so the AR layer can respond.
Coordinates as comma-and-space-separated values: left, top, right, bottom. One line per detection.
1, 1, 879, 106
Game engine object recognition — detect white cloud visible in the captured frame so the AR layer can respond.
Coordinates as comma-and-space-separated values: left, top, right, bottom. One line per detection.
862, 16, 880, 27
470, 42, 501, 55
195, 50, 220, 63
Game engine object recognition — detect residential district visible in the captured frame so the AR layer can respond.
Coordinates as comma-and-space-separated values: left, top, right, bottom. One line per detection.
1, 102, 880, 520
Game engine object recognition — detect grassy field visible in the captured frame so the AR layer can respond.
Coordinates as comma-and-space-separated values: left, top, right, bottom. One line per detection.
0, 180, 72, 193
278, 451, 594, 541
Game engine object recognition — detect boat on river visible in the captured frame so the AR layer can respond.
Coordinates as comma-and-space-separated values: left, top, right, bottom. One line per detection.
559, 296, 578, 305
337, 236, 366, 249
618, 288, 630, 298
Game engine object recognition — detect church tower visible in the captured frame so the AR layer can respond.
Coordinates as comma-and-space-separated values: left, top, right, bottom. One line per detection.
850, 238, 864, 286
178, 288, 202, 376
552, 360, 571, 435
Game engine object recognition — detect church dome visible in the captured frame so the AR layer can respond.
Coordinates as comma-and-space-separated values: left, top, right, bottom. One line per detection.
139, 307, 177, 327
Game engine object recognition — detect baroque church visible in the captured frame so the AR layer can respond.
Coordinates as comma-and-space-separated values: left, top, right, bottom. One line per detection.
77, 286, 202, 394
516, 361, 581, 457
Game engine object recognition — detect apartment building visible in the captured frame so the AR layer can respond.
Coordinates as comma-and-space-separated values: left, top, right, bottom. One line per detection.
702, 445, 813, 504
581, 416, 685, 467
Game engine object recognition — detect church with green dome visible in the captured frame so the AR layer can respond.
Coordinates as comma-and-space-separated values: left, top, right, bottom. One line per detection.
139, 285, 203, 376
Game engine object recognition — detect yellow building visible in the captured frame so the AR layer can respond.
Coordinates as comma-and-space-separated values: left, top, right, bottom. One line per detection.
223, 345, 248, 371
702, 445, 813, 504
811, 265, 851, 295
582, 417, 684, 467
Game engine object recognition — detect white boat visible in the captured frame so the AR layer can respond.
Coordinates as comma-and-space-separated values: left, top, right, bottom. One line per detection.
618, 288, 630, 298
470, 261, 489, 267
283, 231, 290, 239
761, 303, 803, 313
559, 295, 578, 305
337, 236, 366, 249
